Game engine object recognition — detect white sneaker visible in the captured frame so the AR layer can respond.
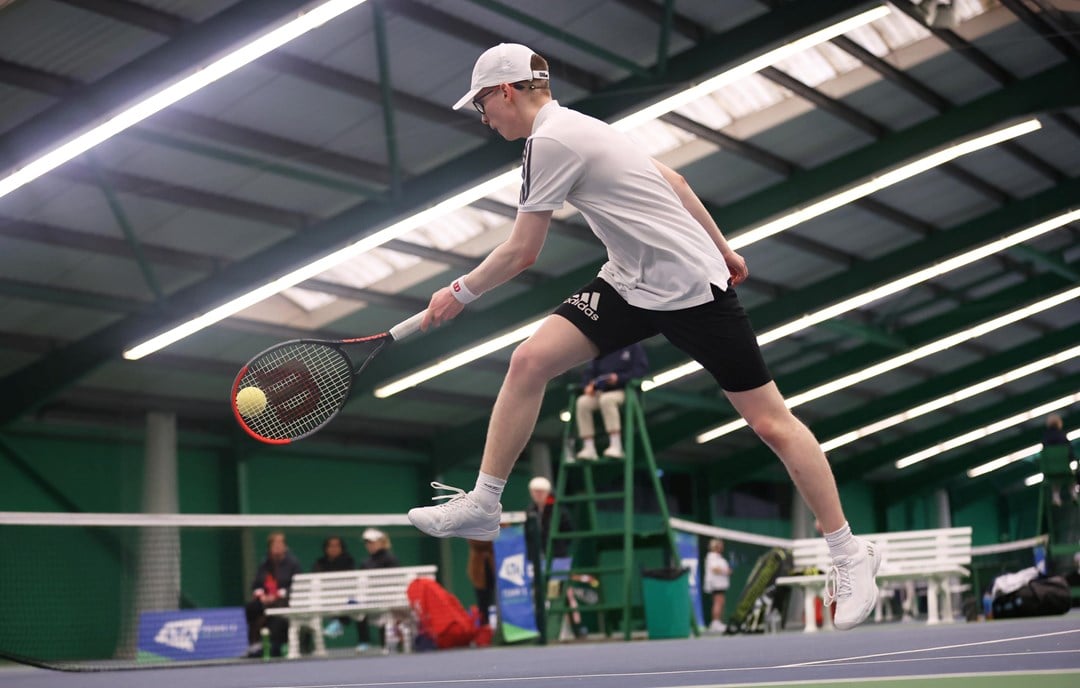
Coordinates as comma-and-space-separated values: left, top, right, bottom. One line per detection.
602, 446, 624, 459
408, 482, 501, 540
576, 446, 599, 461
707, 620, 724, 633
825, 537, 882, 631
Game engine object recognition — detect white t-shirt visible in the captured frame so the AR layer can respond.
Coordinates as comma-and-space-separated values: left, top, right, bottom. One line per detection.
518, 101, 731, 310
703, 551, 731, 593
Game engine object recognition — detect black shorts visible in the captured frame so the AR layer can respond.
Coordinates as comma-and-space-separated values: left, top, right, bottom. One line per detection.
553, 277, 772, 393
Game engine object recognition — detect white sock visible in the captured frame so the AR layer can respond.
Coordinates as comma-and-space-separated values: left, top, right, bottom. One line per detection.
824, 521, 858, 559
471, 472, 505, 511
581, 438, 596, 452
608, 433, 622, 452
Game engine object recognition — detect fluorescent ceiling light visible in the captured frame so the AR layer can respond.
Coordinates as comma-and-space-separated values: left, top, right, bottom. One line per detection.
695, 285, 1080, 443
0, 0, 371, 201
969, 428, 1080, 478
123, 7, 891, 359
894, 393, 1080, 470
611, 6, 891, 131
372, 319, 542, 398
728, 119, 1042, 250
820, 346, 1080, 453
123, 169, 520, 359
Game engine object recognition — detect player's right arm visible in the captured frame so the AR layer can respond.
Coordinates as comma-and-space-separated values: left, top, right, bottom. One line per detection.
423, 210, 553, 330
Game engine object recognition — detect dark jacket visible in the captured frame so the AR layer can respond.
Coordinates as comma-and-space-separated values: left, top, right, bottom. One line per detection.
1042, 428, 1077, 459
251, 551, 303, 596
313, 551, 356, 573
360, 548, 400, 569
581, 343, 648, 391
526, 496, 573, 560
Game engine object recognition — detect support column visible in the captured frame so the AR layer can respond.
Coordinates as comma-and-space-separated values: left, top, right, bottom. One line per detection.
122, 412, 180, 658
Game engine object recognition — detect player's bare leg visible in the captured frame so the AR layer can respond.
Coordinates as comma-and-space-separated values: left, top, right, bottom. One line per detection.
725, 381, 882, 630
409, 315, 597, 540
479, 315, 597, 479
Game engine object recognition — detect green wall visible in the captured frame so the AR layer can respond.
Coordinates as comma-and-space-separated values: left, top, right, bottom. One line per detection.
0, 428, 432, 663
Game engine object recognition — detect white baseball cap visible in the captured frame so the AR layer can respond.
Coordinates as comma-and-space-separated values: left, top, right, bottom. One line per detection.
362, 528, 386, 542
452, 43, 549, 111
528, 476, 551, 492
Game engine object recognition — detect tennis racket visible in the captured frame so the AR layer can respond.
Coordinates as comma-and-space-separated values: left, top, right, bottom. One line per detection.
230, 311, 426, 444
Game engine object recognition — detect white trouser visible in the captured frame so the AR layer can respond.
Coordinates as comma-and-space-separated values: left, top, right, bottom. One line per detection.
576, 390, 624, 438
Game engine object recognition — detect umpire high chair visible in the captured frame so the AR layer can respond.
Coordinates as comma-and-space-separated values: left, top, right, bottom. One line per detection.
542, 380, 698, 641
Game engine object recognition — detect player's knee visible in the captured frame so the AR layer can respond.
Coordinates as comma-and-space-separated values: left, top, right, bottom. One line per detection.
507, 344, 557, 386
745, 413, 791, 447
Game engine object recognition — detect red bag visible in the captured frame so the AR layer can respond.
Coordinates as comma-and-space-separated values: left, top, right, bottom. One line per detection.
407, 578, 476, 649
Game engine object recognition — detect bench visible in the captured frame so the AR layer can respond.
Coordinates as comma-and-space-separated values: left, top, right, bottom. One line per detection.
775, 527, 972, 632
265, 565, 436, 658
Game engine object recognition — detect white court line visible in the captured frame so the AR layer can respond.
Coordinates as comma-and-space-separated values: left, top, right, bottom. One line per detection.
676, 667, 1080, 688
837, 648, 1080, 666
259, 629, 1080, 688
776, 628, 1080, 668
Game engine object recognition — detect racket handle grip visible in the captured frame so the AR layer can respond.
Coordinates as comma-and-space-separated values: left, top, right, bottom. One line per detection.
389, 311, 426, 341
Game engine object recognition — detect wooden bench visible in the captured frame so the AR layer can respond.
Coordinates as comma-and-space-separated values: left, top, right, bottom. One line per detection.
775, 527, 972, 632
265, 565, 436, 658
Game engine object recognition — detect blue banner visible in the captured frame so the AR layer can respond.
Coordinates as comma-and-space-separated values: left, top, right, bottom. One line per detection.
493, 524, 539, 640
676, 531, 705, 628
137, 607, 247, 662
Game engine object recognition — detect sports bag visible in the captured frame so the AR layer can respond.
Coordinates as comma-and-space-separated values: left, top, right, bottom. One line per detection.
407, 578, 476, 649
992, 575, 1071, 619
726, 547, 792, 634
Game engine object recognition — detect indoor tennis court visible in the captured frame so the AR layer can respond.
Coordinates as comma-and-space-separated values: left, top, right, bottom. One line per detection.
0, 0, 1078, 686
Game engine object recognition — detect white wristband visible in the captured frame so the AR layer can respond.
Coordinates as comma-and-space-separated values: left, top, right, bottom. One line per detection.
450, 275, 480, 304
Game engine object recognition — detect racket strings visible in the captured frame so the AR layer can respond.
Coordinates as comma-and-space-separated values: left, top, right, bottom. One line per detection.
237, 343, 354, 440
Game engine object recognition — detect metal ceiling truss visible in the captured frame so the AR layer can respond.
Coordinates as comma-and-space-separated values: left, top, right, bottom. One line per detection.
0, 0, 885, 426
1, 0, 1076, 489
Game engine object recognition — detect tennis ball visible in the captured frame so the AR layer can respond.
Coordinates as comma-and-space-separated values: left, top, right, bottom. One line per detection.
236, 386, 268, 417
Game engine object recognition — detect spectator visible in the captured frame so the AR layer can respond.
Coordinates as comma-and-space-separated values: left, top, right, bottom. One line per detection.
1042, 414, 1077, 506
359, 528, 400, 569
313, 536, 356, 639
525, 476, 586, 638
703, 538, 732, 632
467, 539, 496, 627
245, 532, 302, 657
575, 343, 648, 460
525, 476, 571, 561
356, 528, 400, 651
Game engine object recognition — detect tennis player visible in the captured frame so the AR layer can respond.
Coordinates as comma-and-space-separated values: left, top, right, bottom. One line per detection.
408, 43, 882, 630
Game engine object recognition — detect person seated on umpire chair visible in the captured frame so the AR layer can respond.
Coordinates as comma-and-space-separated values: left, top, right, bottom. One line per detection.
574, 343, 648, 460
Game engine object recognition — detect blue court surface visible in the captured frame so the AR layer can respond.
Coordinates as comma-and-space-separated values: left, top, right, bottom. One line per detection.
3, 613, 1078, 688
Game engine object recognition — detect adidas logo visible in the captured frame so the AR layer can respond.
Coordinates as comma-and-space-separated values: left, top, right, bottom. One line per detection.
565, 291, 600, 321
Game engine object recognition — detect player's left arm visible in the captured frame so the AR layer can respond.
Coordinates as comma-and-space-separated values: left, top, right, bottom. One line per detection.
423, 210, 553, 329
651, 158, 747, 285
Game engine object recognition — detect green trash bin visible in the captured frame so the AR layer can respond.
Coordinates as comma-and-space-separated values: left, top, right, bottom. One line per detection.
641, 567, 691, 639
